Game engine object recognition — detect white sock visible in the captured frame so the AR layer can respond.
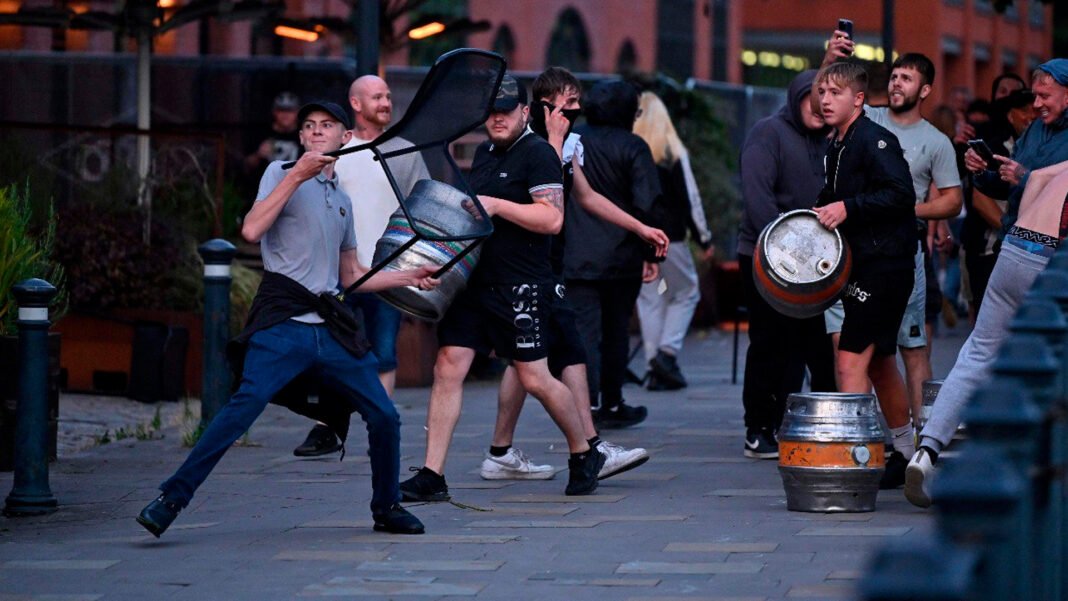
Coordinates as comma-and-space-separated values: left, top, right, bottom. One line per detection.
890, 424, 916, 458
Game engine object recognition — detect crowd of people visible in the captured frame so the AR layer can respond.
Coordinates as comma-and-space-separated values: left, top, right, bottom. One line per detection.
740, 28, 1068, 508
133, 32, 1068, 538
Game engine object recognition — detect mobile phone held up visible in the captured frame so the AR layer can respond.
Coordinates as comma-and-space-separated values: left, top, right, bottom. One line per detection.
967, 139, 1001, 170
837, 19, 854, 56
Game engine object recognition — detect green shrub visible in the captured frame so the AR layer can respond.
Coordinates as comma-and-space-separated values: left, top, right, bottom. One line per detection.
0, 183, 67, 336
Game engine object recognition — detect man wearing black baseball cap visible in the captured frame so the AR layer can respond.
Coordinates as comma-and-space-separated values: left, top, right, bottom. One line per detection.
137, 101, 439, 538
400, 74, 605, 502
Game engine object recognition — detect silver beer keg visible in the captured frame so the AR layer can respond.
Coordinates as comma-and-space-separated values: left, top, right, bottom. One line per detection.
753, 209, 851, 319
372, 179, 485, 321
778, 392, 886, 512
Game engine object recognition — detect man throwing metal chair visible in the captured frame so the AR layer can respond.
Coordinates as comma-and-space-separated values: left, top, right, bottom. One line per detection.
136, 101, 439, 538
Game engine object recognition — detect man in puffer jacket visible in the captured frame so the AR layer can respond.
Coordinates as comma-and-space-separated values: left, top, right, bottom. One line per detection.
737, 69, 838, 460
564, 80, 664, 428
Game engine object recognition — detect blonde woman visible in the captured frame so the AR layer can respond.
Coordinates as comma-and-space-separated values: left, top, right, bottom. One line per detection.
633, 92, 713, 390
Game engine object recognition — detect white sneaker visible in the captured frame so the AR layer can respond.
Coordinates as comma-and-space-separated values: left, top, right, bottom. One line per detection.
597, 441, 650, 480
904, 447, 935, 508
479, 448, 555, 480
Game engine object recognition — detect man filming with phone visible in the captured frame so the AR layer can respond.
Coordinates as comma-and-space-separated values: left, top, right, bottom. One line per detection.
964, 59, 1068, 237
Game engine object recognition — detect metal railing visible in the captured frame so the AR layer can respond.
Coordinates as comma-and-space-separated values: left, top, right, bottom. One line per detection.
860, 248, 1068, 601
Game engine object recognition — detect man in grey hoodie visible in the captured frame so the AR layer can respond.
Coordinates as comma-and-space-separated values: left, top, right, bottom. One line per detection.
737, 69, 837, 459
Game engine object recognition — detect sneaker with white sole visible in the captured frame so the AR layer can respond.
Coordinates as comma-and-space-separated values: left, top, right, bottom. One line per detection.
904, 447, 935, 508
743, 428, 779, 459
597, 441, 649, 480
479, 448, 555, 480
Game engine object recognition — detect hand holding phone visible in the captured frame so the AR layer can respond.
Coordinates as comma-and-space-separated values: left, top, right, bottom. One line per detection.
837, 19, 854, 56
967, 139, 1001, 170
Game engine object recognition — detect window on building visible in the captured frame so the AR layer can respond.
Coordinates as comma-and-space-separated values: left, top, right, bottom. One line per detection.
546, 7, 590, 72
616, 39, 637, 74
975, 0, 993, 14
656, 0, 694, 80
492, 24, 515, 65
1029, 0, 1045, 27
0, 0, 23, 50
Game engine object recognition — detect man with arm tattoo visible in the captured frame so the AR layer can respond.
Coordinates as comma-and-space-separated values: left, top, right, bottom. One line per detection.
399, 75, 605, 502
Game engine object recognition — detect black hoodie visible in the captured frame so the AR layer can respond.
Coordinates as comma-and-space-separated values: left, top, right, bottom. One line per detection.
737, 69, 831, 256
563, 80, 663, 280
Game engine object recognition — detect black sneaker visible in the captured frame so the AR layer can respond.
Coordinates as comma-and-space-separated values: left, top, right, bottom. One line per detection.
649, 351, 687, 390
646, 372, 671, 391
293, 424, 342, 457
565, 450, 606, 496
743, 428, 779, 459
136, 493, 183, 538
593, 402, 648, 429
880, 451, 908, 489
399, 466, 450, 502
373, 503, 425, 534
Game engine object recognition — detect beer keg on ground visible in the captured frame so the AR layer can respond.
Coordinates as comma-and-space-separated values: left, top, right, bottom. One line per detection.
778, 392, 886, 512
753, 209, 851, 319
920, 379, 943, 429
373, 179, 485, 322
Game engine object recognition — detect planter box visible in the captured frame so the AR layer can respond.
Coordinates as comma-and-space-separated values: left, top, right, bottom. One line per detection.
0, 333, 60, 471
53, 310, 202, 397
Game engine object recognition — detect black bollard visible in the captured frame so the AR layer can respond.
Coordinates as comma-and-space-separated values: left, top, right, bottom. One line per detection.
197, 239, 236, 428
932, 444, 1028, 601
859, 531, 979, 601
4, 279, 59, 516
990, 333, 1061, 601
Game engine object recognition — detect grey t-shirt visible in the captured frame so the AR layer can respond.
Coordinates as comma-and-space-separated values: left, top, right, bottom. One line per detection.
256, 161, 357, 296
867, 106, 961, 206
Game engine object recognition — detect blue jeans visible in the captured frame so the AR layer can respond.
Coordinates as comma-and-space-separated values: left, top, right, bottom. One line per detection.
350, 293, 402, 372
160, 320, 401, 514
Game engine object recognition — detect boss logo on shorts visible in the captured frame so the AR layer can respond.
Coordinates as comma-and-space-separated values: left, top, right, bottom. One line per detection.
511, 284, 542, 350
845, 281, 870, 302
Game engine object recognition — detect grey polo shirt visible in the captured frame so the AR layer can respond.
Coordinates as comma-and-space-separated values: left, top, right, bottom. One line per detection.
255, 161, 357, 303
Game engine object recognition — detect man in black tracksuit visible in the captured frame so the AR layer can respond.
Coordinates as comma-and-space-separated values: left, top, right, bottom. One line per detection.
738, 69, 838, 459
812, 63, 917, 483
564, 80, 663, 428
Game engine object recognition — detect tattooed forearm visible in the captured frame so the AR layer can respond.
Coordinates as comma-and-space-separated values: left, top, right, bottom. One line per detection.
532, 186, 565, 214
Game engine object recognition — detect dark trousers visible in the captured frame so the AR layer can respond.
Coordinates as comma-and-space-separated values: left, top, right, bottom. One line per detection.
966, 249, 998, 313
566, 277, 643, 410
161, 321, 401, 515
739, 254, 837, 433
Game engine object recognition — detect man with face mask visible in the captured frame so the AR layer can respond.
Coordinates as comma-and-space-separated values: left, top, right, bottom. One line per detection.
478, 67, 665, 482
399, 75, 605, 503
737, 69, 838, 460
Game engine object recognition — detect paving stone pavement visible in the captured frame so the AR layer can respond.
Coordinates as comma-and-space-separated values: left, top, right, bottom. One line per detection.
0, 325, 970, 601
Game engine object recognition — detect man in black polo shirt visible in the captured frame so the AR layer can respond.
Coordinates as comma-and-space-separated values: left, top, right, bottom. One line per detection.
400, 75, 604, 502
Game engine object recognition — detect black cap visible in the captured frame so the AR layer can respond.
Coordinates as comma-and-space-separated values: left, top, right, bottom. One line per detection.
297, 101, 352, 130
273, 91, 300, 110
492, 74, 527, 112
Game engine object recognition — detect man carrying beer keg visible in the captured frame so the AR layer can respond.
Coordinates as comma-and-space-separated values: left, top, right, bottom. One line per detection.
822, 42, 963, 488
811, 62, 917, 476
737, 69, 838, 460
399, 75, 604, 502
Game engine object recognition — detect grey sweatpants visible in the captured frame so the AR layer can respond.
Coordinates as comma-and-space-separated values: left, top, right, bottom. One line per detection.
919, 242, 1050, 452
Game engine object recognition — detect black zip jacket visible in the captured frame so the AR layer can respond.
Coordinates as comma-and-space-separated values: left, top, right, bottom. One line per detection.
563, 81, 664, 280
816, 113, 916, 276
